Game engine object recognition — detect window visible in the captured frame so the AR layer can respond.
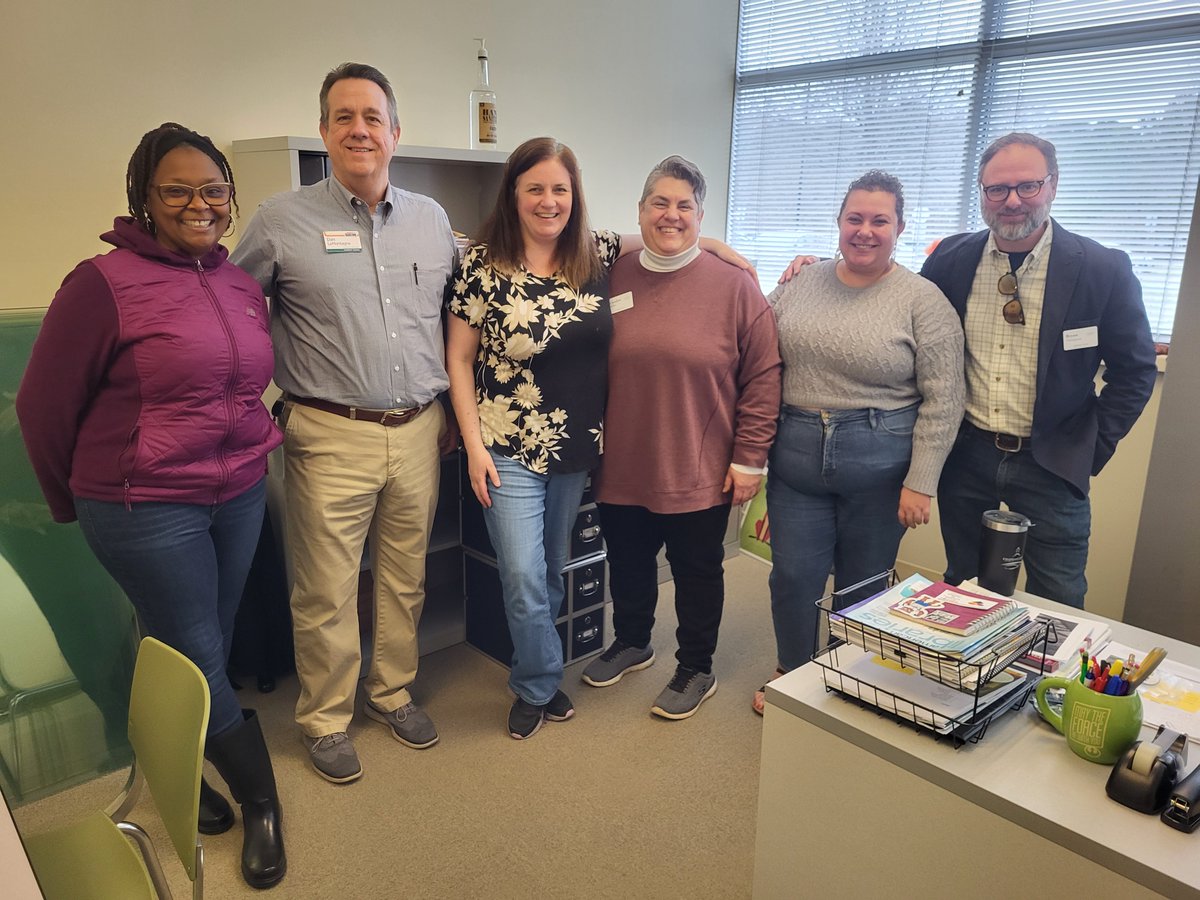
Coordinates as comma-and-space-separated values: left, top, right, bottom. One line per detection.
730, 1, 1200, 340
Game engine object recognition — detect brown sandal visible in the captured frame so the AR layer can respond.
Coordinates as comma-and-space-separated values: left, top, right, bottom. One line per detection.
752, 667, 788, 716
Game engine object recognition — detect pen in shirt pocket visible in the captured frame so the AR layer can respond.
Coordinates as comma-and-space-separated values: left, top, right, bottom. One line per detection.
413, 262, 419, 285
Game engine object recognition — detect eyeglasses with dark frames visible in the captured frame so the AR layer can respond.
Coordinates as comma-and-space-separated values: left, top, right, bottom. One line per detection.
153, 182, 233, 208
980, 177, 1052, 203
998, 271, 1024, 325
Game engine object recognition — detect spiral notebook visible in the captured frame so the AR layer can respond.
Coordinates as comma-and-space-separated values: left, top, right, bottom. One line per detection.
888, 582, 1021, 636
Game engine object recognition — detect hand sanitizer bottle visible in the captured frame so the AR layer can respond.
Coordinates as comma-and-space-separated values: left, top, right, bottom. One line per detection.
469, 38, 498, 150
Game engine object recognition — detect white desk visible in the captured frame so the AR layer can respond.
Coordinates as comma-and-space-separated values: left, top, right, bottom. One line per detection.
754, 596, 1200, 900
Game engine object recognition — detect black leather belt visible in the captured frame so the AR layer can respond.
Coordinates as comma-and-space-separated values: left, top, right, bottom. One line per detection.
290, 396, 430, 427
966, 422, 1029, 453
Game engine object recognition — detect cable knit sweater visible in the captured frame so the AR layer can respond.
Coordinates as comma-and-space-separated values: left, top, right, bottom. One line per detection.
766, 260, 965, 495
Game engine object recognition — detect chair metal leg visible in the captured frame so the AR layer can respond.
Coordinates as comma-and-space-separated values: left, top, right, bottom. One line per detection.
193, 841, 204, 900
117, 820, 174, 900
106, 760, 142, 821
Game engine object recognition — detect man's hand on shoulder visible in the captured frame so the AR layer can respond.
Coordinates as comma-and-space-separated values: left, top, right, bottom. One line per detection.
778, 255, 818, 284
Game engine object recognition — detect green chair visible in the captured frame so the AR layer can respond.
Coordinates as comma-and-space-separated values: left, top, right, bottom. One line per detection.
24, 636, 208, 900
1, 308, 139, 800
0, 551, 122, 803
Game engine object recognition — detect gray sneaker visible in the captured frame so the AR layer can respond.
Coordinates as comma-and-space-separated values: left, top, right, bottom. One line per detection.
650, 666, 718, 720
307, 732, 363, 783
581, 640, 655, 687
365, 700, 439, 749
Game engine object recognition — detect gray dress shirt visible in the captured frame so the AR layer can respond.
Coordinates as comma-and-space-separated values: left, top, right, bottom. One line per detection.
231, 177, 456, 408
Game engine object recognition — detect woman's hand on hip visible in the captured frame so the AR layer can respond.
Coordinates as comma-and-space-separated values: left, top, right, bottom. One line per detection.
724, 467, 762, 506
897, 487, 931, 529
466, 448, 501, 508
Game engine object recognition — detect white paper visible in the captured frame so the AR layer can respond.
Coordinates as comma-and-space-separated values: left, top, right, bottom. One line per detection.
1103, 641, 1200, 744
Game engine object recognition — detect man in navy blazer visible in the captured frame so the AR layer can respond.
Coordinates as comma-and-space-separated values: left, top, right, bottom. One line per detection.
921, 132, 1156, 608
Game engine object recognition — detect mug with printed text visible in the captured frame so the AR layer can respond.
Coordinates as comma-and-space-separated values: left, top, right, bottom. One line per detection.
1034, 676, 1143, 765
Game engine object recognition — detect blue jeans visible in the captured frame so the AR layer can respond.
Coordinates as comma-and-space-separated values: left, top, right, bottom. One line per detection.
75, 478, 267, 737
938, 426, 1091, 607
482, 452, 588, 706
767, 405, 915, 670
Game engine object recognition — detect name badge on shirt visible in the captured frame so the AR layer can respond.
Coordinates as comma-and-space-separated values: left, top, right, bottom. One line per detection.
609, 291, 634, 314
1062, 326, 1099, 351
322, 230, 362, 253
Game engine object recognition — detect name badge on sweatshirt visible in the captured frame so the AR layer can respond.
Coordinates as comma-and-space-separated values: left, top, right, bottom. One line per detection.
609, 291, 634, 314
1062, 326, 1099, 351
323, 230, 362, 252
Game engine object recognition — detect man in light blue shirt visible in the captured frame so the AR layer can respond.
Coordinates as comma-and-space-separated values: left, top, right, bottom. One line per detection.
233, 62, 455, 783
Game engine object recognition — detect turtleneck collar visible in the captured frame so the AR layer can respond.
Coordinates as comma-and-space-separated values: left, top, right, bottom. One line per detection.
639, 242, 701, 273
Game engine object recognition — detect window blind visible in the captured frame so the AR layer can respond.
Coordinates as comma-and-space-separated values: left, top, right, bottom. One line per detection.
731, 1, 1200, 340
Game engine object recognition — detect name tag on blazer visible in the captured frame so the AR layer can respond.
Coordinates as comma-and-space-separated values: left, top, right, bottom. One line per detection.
1063, 325, 1099, 351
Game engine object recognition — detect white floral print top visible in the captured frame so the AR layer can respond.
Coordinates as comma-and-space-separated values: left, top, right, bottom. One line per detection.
447, 230, 619, 475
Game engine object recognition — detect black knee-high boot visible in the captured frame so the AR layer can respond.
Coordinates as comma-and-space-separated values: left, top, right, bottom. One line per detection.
198, 777, 234, 835
205, 710, 286, 888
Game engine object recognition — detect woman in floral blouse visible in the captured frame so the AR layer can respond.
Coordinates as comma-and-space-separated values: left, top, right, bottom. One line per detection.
447, 136, 742, 739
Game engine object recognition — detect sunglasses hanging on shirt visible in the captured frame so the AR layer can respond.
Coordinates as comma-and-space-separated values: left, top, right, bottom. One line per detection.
998, 271, 1025, 326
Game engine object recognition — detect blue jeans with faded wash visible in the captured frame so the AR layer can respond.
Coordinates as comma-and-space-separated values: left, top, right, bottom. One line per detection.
767, 404, 916, 670
482, 451, 588, 706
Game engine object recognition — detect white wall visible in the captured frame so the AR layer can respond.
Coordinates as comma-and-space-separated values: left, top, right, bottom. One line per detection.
1126, 181, 1200, 645
1, 0, 738, 310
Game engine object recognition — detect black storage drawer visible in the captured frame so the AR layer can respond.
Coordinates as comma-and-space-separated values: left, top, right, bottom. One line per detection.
464, 553, 514, 667
466, 551, 606, 668
570, 505, 603, 560
558, 556, 606, 618
570, 606, 605, 660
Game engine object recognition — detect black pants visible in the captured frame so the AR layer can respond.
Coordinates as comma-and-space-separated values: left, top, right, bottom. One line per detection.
598, 502, 730, 673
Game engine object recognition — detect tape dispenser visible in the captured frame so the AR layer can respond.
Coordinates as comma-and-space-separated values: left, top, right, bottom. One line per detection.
1105, 725, 1187, 814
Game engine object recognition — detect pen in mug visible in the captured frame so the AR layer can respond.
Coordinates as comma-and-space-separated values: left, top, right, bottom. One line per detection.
1124, 647, 1168, 692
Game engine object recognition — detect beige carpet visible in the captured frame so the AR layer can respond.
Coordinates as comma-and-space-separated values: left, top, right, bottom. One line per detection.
127, 553, 776, 899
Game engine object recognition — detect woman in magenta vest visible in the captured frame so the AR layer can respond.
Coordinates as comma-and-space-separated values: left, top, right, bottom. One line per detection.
16, 123, 285, 888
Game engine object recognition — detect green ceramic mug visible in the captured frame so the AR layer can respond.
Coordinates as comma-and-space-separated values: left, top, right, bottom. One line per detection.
1034, 676, 1143, 765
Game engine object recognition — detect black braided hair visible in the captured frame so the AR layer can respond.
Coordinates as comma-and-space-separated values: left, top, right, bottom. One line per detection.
126, 122, 238, 234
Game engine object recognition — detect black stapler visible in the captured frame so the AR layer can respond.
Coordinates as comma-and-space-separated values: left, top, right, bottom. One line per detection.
1105, 726, 1187, 814
1163, 761, 1200, 833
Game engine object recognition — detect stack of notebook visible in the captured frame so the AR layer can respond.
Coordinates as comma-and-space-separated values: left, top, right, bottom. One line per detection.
828, 574, 1037, 691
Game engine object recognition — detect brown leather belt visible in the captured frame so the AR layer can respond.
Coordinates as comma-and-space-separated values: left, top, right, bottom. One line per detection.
966, 422, 1029, 453
289, 396, 430, 427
